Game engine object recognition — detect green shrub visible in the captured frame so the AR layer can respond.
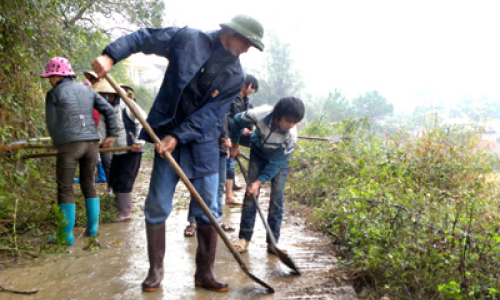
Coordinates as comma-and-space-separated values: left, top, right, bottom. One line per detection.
289, 120, 500, 299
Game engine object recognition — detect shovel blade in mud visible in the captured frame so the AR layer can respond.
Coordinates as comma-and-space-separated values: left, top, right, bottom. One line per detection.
273, 248, 301, 275
255, 198, 301, 274
241, 266, 275, 293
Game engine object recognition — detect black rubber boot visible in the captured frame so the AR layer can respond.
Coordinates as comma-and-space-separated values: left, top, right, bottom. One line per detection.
194, 224, 229, 292
142, 222, 165, 292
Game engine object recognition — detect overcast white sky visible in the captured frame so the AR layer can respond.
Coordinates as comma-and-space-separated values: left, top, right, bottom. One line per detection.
160, 0, 500, 113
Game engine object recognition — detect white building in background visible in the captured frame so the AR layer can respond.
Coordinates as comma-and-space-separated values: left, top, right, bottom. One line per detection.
124, 53, 168, 95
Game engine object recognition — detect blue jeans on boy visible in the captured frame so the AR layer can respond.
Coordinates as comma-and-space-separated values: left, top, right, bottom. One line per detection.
145, 150, 219, 226
238, 150, 290, 244
226, 156, 235, 180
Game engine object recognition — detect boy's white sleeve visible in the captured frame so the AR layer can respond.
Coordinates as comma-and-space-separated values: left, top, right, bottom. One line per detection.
242, 105, 273, 123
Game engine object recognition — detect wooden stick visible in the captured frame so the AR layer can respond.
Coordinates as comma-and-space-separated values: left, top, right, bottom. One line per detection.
19, 146, 132, 159
0, 144, 55, 154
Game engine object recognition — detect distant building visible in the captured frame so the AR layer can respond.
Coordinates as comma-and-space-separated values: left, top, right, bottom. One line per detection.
124, 53, 168, 95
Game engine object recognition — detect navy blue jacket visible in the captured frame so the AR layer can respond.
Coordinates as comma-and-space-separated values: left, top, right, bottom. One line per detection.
103, 27, 245, 178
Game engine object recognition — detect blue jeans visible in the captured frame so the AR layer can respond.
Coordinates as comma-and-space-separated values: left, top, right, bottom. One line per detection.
145, 151, 219, 225
188, 152, 226, 223
217, 153, 227, 218
226, 156, 235, 180
238, 151, 290, 243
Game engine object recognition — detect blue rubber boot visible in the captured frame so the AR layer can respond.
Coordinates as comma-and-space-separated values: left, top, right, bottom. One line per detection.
94, 163, 107, 183
85, 198, 100, 237
58, 203, 75, 245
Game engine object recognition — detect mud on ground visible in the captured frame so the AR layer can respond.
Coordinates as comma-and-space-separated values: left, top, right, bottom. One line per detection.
0, 160, 357, 300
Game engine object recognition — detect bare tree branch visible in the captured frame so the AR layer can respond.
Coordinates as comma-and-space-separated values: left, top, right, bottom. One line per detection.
66, 0, 98, 28
79, 17, 98, 29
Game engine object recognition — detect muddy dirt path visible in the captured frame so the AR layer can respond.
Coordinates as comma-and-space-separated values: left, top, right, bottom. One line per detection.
0, 161, 357, 300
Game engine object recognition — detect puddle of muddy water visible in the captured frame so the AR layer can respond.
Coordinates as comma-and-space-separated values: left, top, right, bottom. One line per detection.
0, 161, 357, 300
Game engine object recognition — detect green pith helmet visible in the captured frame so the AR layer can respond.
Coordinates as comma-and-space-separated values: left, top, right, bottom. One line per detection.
220, 15, 265, 51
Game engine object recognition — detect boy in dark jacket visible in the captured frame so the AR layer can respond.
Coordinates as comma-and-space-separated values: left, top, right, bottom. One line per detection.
225, 74, 259, 204
41, 57, 117, 246
230, 97, 305, 254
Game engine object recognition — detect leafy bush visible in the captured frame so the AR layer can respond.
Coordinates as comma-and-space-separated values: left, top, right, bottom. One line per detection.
0, 0, 158, 258
289, 119, 500, 299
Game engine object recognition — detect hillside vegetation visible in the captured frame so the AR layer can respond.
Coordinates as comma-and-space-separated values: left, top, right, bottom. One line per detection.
289, 119, 500, 299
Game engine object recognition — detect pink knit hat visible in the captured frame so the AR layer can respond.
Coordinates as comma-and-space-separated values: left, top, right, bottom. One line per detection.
40, 57, 76, 78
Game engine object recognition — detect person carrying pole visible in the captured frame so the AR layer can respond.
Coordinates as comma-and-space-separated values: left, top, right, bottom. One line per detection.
40, 57, 117, 246
91, 14, 265, 293
93, 79, 147, 222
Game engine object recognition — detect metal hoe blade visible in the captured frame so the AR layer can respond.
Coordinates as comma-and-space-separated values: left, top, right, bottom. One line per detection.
242, 265, 275, 292
15, 151, 58, 176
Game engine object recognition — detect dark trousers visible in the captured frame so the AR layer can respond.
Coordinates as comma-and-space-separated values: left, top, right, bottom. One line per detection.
109, 152, 142, 193
56, 141, 99, 204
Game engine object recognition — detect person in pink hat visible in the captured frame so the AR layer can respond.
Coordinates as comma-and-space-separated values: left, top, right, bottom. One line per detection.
40, 57, 118, 246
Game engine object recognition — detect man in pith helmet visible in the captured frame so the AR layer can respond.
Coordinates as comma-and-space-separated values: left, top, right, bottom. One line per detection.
91, 14, 265, 293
